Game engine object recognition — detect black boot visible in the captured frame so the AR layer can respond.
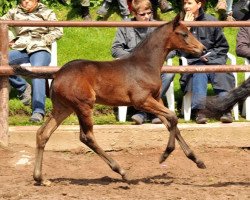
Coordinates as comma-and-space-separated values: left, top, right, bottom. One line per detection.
158, 0, 173, 13
241, 0, 250, 14
82, 6, 92, 21
96, 1, 111, 16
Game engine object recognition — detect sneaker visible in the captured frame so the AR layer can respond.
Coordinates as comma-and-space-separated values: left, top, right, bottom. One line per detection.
195, 110, 207, 124
131, 113, 147, 125
30, 112, 44, 123
96, 1, 110, 16
19, 83, 31, 106
159, 0, 173, 13
220, 112, 233, 123
151, 117, 162, 124
215, 0, 227, 14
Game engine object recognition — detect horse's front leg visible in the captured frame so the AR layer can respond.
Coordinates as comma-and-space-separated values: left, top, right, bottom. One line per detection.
137, 96, 206, 169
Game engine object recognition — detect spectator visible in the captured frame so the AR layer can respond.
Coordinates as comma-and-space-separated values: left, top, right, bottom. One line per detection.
111, 0, 174, 124
1, 0, 63, 122
216, 0, 235, 21
236, 18, 250, 59
97, 0, 130, 19
179, 0, 235, 124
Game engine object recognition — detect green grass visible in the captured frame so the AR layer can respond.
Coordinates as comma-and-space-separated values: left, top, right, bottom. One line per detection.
8, 4, 248, 125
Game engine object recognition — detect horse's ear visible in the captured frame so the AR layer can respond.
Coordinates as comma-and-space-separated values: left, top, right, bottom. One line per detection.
173, 13, 181, 29
172, 12, 185, 30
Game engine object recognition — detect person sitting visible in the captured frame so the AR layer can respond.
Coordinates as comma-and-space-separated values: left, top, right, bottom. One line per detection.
179, 0, 235, 124
111, 0, 174, 124
1, 0, 63, 122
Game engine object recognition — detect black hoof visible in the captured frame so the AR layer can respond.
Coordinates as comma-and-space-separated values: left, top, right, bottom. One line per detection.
197, 160, 206, 169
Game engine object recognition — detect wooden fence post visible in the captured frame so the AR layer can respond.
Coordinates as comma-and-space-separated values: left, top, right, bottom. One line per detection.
0, 24, 9, 147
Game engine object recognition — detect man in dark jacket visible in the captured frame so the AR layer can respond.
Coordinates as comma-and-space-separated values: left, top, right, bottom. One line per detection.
180, 0, 235, 124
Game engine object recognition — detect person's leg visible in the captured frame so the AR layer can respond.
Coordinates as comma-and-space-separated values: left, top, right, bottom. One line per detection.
8, 50, 31, 105
191, 73, 208, 110
212, 73, 234, 123
29, 51, 51, 119
192, 72, 209, 124
97, 0, 113, 16
117, 0, 130, 19
160, 73, 175, 98
8, 50, 30, 93
80, 0, 92, 20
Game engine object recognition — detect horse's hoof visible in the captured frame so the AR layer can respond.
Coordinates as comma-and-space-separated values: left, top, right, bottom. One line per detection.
159, 154, 167, 164
41, 180, 52, 186
122, 173, 129, 181
197, 160, 206, 169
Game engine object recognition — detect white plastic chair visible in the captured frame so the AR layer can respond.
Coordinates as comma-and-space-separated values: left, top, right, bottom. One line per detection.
242, 58, 250, 120
181, 52, 239, 121
118, 58, 175, 122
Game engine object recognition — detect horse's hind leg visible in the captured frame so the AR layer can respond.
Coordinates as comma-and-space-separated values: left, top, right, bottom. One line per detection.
33, 101, 72, 185
76, 104, 127, 180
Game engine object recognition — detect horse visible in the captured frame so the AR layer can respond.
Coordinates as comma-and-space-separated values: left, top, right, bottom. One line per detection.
13, 15, 206, 186
204, 76, 250, 117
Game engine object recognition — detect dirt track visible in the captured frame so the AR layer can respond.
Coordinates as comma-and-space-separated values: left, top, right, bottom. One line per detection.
0, 123, 250, 200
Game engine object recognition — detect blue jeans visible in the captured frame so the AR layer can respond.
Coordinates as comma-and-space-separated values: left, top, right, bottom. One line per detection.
160, 73, 175, 98
192, 73, 228, 110
9, 50, 51, 115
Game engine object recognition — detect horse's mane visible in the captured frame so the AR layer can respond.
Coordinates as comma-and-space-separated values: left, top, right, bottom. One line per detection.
130, 21, 173, 55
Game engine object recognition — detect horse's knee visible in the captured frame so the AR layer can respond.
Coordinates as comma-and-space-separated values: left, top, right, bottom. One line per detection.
167, 112, 178, 128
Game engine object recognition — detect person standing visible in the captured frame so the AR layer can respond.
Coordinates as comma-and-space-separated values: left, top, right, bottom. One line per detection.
1, 0, 63, 122
111, 0, 174, 124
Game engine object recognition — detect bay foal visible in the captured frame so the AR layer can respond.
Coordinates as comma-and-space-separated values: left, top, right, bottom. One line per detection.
14, 15, 206, 185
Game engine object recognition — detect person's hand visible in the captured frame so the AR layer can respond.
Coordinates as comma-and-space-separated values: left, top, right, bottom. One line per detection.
9, 40, 14, 48
200, 52, 211, 62
184, 11, 195, 22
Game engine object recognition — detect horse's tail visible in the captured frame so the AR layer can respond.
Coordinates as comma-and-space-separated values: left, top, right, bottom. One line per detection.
205, 76, 250, 117
12, 65, 55, 79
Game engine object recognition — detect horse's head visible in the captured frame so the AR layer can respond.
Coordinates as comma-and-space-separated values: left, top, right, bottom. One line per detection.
166, 14, 205, 56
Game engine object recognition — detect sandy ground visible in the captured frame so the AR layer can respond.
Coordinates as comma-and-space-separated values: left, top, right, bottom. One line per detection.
0, 123, 250, 200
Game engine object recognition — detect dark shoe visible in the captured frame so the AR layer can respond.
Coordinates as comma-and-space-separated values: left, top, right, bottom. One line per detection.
220, 112, 233, 123
240, 0, 250, 14
82, 6, 92, 21
131, 113, 147, 125
195, 111, 207, 124
30, 112, 44, 123
159, 0, 173, 13
96, 1, 110, 16
151, 117, 162, 124
19, 83, 31, 106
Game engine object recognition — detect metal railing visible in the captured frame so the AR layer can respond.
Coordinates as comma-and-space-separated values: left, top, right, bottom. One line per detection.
1, 20, 250, 146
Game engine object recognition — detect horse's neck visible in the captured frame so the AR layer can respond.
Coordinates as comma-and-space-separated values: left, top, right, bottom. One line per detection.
131, 23, 170, 71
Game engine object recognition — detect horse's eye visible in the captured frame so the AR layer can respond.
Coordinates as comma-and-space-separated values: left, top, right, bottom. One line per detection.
182, 32, 188, 38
